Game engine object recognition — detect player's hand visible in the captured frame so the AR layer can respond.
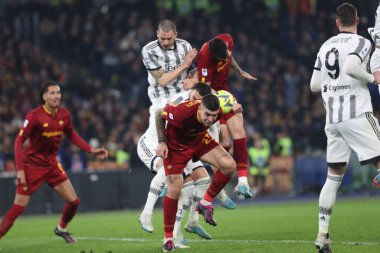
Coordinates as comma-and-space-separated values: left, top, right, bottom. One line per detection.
183, 48, 198, 68
239, 70, 257, 81
183, 78, 196, 90
90, 147, 108, 159
156, 142, 168, 159
17, 169, 28, 192
232, 101, 243, 113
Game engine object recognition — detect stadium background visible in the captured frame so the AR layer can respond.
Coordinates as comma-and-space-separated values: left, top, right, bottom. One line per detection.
1, 0, 380, 214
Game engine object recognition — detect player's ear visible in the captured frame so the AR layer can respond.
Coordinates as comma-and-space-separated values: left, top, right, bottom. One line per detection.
356, 16, 359, 25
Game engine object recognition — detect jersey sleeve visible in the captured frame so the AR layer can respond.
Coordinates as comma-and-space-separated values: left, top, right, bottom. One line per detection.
313, 51, 322, 71
14, 113, 38, 170
197, 47, 214, 84
63, 111, 92, 152
348, 38, 372, 63
162, 102, 197, 128
141, 45, 161, 71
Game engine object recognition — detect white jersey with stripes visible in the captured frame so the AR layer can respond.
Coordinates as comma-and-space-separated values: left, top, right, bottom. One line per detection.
368, 2, 380, 46
142, 38, 192, 105
313, 32, 373, 123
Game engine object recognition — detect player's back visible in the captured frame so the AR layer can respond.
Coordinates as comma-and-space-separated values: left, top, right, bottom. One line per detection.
316, 32, 372, 123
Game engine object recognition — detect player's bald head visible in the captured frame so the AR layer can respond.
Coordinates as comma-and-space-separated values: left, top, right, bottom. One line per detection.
158, 20, 176, 33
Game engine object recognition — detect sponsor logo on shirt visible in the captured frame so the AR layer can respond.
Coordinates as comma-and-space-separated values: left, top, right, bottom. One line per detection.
42, 131, 62, 138
323, 84, 352, 92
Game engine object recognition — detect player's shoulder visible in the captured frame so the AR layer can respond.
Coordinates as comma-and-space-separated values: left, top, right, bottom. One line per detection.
142, 40, 159, 53
27, 106, 44, 118
58, 107, 71, 117
175, 38, 191, 47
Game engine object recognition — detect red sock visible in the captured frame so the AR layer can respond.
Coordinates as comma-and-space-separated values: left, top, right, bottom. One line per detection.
163, 196, 178, 238
204, 170, 231, 202
0, 204, 26, 238
233, 138, 248, 177
59, 198, 80, 229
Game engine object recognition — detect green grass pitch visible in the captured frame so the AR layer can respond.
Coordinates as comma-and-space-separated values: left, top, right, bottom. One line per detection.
1, 197, 379, 253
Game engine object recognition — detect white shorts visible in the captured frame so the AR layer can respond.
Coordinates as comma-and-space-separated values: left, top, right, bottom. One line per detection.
370, 48, 380, 73
325, 112, 380, 167
137, 133, 204, 175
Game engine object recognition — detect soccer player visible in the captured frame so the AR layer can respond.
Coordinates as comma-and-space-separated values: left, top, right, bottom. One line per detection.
156, 94, 236, 252
0, 82, 108, 243
184, 33, 256, 199
137, 83, 235, 247
368, 2, 380, 90
310, 3, 380, 253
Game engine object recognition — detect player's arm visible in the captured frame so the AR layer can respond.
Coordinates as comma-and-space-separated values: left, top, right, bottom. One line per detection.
310, 52, 322, 92
64, 114, 108, 159
155, 108, 168, 158
149, 48, 198, 87
14, 114, 37, 191
231, 56, 257, 80
343, 55, 377, 83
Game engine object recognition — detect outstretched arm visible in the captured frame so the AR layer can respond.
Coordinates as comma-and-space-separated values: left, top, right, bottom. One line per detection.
231, 56, 257, 81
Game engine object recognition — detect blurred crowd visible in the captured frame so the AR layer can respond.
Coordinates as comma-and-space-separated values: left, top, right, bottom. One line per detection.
1, 0, 380, 173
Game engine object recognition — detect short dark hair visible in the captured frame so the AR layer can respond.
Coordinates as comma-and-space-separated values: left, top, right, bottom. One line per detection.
40, 81, 59, 104
193, 82, 212, 96
158, 19, 176, 33
336, 3, 357, 27
201, 94, 220, 111
209, 38, 228, 60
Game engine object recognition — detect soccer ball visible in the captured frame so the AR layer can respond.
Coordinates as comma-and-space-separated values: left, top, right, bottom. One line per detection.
215, 90, 234, 114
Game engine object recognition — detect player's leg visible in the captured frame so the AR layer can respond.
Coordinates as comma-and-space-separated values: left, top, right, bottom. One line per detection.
185, 166, 212, 239
0, 164, 44, 239
225, 113, 252, 198
315, 123, 350, 253
370, 47, 380, 91
210, 166, 236, 209
173, 176, 193, 248
197, 143, 236, 226
137, 134, 166, 233
53, 178, 79, 244
0, 194, 30, 239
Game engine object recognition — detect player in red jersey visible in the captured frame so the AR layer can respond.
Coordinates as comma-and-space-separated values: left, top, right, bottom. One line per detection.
155, 94, 236, 251
0, 82, 108, 243
184, 33, 256, 199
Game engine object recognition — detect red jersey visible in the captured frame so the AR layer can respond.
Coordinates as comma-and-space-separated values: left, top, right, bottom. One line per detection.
14, 106, 91, 170
162, 100, 222, 150
197, 33, 234, 92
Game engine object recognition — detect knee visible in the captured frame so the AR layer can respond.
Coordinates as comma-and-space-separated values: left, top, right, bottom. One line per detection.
69, 198, 80, 207
221, 158, 236, 176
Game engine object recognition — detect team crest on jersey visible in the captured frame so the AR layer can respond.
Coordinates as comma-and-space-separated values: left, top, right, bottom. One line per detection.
43, 123, 49, 127
23, 119, 29, 128
59, 120, 64, 126
167, 165, 172, 170
202, 68, 208, 76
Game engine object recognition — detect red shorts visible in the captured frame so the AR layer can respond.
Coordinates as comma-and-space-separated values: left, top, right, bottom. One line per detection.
17, 162, 68, 195
164, 133, 219, 175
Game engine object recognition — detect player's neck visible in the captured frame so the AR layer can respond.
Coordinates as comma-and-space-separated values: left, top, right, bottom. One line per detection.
339, 26, 356, 34
43, 104, 58, 116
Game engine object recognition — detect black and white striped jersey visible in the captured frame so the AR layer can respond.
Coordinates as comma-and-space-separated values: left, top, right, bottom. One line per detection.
313, 32, 373, 123
368, 3, 380, 45
141, 38, 192, 104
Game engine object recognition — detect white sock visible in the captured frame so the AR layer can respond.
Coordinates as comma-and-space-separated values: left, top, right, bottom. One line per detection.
57, 224, 67, 232
142, 166, 166, 215
216, 188, 228, 202
318, 172, 343, 235
238, 176, 248, 185
187, 177, 210, 225
173, 181, 194, 238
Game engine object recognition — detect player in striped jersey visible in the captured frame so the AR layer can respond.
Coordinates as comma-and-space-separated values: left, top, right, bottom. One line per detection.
310, 3, 380, 253
368, 2, 380, 92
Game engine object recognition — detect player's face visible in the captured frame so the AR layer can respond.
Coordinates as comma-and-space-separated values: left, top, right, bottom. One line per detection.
190, 90, 202, 101
199, 107, 219, 127
157, 29, 177, 49
44, 85, 61, 108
